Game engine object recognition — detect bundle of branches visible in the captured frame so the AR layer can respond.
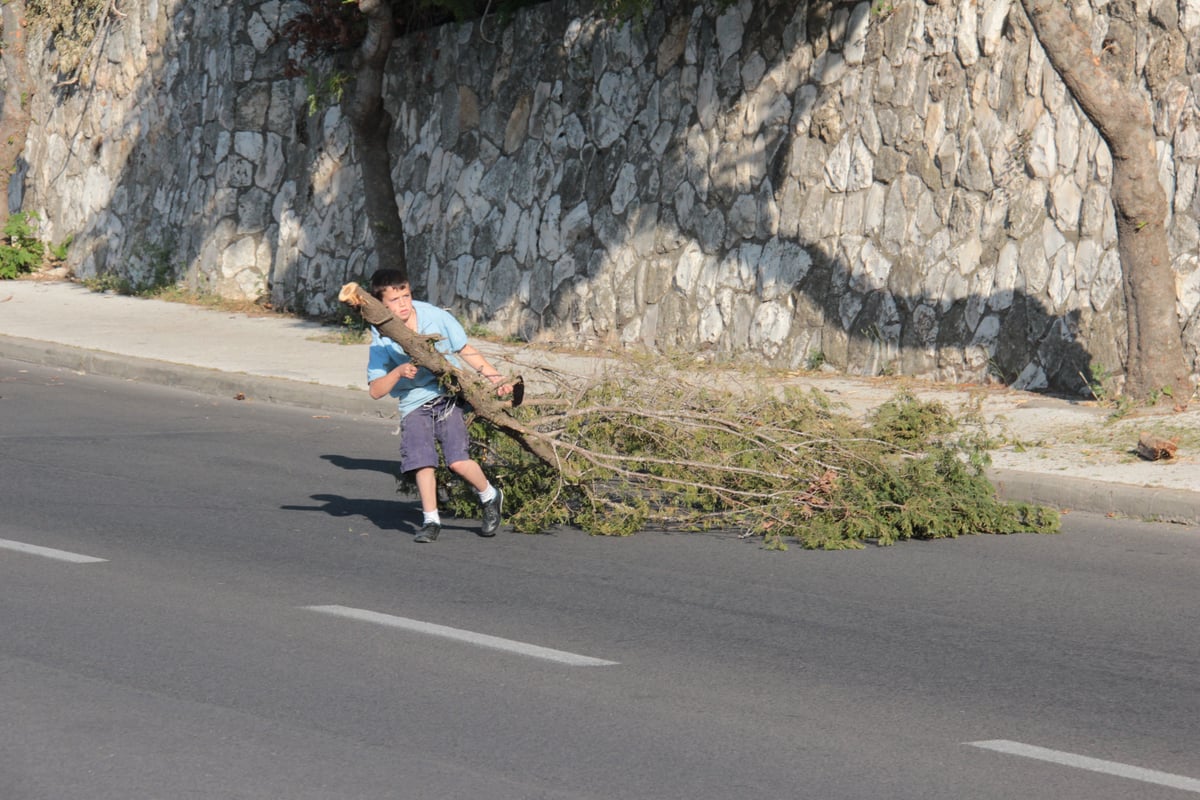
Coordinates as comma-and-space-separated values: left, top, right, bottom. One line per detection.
448, 375, 1059, 549
339, 283, 1060, 550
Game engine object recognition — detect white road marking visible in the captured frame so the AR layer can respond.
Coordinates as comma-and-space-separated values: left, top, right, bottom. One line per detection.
0, 537, 107, 563
304, 604, 619, 666
969, 740, 1200, 793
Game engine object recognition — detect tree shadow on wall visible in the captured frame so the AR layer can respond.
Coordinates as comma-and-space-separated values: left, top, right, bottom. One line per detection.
38, 0, 1112, 402
793, 245, 1100, 396
30, 4, 303, 304
522, 0, 1111, 400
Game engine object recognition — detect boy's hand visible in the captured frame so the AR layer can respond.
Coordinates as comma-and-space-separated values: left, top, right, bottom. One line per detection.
487, 375, 524, 406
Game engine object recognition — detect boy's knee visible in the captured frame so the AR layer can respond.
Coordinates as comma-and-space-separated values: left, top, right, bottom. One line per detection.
447, 459, 476, 474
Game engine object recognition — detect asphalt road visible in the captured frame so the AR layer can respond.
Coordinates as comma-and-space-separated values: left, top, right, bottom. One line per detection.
3, 360, 1200, 800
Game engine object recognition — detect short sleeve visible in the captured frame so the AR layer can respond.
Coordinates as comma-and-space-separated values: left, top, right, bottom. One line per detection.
437, 312, 469, 354
366, 327, 402, 382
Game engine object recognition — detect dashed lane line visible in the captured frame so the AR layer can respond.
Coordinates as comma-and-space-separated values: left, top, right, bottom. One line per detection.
969, 740, 1200, 794
0, 537, 107, 564
304, 604, 619, 666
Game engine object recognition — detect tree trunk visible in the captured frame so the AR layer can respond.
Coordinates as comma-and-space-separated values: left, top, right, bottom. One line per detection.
0, 0, 33, 224
345, 0, 408, 278
1019, 0, 1191, 404
338, 282, 569, 472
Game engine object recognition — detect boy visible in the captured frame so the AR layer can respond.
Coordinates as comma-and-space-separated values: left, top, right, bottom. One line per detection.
366, 269, 511, 543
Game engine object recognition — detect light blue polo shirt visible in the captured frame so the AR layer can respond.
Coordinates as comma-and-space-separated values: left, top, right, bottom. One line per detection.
366, 300, 468, 418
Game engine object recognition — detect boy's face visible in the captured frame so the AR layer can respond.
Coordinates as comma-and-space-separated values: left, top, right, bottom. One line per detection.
379, 285, 414, 323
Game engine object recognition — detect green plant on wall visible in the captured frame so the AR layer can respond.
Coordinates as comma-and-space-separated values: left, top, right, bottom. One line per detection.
871, 0, 896, 18
81, 237, 178, 296
0, 211, 45, 279
133, 237, 176, 293
49, 234, 73, 262
304, 69, 351, 117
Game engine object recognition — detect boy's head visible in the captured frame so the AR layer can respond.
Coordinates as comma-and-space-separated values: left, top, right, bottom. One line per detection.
369, 269, 410, 300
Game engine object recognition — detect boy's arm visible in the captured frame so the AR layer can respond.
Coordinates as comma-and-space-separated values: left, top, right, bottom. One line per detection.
457, 344, 513, 395
368, 362, 420, 399
366, 329, 412, 400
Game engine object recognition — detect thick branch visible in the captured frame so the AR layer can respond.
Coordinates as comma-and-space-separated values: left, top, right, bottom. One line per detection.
339, 282, 567, 471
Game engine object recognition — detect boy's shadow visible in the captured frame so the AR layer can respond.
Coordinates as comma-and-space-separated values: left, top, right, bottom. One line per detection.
320, 454, 402, 476
280, 454, 418, 534
281, 494, 421, 534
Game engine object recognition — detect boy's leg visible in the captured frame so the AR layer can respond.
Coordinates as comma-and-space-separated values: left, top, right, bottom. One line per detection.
448, 457, 502, 536
438, 402, 503, 536
411, 466, 441, 542
413, 467, 438, 513
401, 404, 442, 542
447, 458, 488, 493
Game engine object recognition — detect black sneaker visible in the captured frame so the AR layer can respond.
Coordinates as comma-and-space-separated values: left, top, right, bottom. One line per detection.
480, 488, 503, 536
414, 522, 441, 543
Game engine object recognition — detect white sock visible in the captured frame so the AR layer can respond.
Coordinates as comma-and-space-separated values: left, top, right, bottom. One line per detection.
477, 484, 497, 504
423, 510, 441, 525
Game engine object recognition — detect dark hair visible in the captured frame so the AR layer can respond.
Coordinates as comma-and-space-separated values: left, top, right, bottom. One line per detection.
369, 269, 410, 300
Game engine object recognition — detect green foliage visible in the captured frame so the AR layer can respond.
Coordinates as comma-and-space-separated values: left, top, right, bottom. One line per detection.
820, 444, 1060, 549
304, 70, 351, 117
422, 373, 1060, 550
0, 211, 45, 279
464, 321, 493, 338
81, 238, 177, 297
281, 0, 548, 76
133, 238, 176, 291
868, 390, 957, 449
281, 0, 368, 64
599, 0, 654, 22
325, 311, 372, 344
81, 272, 134, 294
1148, 384, 1174, 404
870, 0, 895, 18
49, 234, 72, 261
1082, 363, 1135, 419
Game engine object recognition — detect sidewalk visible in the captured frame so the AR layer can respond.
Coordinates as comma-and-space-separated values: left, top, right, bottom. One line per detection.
3, 277, 1199, 525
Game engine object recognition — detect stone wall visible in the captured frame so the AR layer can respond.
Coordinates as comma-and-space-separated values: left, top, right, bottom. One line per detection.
16, 0, 1200, 393
18, 0, 364, 312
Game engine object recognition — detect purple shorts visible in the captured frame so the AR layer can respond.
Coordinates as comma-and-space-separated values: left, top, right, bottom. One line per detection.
400, 396, 470, 472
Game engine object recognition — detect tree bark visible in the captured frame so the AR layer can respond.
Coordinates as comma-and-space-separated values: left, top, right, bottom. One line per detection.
345, 0, 408, 278
338, 282, 568, 471
1019, 0, 1191, 404
0, 0, 33, 224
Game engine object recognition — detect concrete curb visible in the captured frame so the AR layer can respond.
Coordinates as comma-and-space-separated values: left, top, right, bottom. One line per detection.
988, 468, 1200, 526
0, 334, 389, 418
5, 333, 1199, 526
